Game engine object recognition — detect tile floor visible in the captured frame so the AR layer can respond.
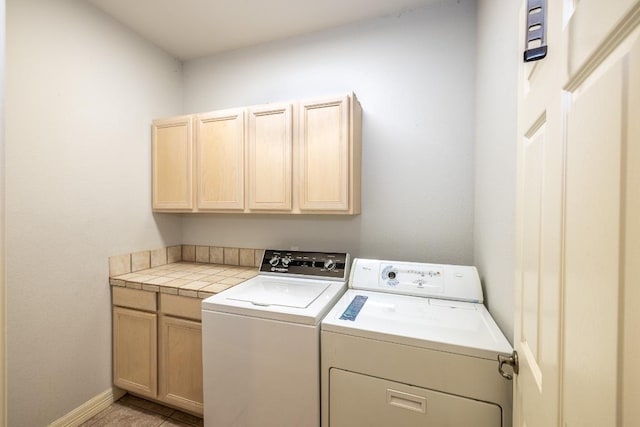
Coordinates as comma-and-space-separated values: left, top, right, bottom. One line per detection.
79, 394, 203, 427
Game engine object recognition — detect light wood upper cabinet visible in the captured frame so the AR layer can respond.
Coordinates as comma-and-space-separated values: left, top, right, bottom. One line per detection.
247, 103, 293, 211
298, 94, 362, 214
195, 109, 245, 210
151, 92, 361, 214
152, 116, 193, 211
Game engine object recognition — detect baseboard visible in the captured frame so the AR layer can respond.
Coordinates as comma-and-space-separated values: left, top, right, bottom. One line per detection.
48, 387, 126, 427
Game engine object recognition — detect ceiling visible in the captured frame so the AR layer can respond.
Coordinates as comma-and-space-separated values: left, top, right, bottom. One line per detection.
88, 0, 440, 60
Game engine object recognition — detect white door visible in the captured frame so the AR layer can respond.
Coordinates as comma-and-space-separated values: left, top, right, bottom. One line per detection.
515, 1, 640, 426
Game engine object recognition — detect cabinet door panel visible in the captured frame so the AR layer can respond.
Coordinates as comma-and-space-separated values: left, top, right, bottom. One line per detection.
158, 315, 203, 415
248, 104, 293, 210
299, 96, 350, 211
152, 116, 193, 210
196, 109, 244, 210
113, 307, 157, 398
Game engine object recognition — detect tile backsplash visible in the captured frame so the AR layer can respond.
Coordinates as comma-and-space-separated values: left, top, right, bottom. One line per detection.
131, 251, 151, 272
109, 245, 265, 277
167, 245, 182, 263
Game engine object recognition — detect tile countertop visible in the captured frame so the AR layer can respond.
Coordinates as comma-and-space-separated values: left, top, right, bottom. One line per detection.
109, 262, 259, 299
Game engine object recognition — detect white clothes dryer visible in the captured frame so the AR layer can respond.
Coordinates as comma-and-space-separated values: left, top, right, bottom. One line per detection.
202, 249, 349, 427
321, 258, 513, 427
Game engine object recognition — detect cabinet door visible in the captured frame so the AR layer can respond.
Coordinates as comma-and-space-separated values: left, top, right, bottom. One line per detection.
152, 116, 193, 211
195, 109, 245, 210
113, 307, 157, 399
298, 95, 350, 212
158, 315, 203, 415
248, 103, 292, 211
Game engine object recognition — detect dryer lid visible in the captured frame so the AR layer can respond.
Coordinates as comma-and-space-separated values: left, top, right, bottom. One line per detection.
322, 289, 513, 359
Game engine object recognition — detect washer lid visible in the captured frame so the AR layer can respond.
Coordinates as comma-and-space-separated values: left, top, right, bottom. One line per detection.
202, 275, 347, 325
227, 277, 330, 308
321, 289, 512, 360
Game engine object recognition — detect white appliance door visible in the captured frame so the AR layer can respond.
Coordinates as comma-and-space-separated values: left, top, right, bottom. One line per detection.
329, 368, 502, 426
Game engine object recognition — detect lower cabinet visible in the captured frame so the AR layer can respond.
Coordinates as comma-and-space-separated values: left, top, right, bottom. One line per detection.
158, 315, 203, 414
112, 287, 203, 415
113, 306, 158, 398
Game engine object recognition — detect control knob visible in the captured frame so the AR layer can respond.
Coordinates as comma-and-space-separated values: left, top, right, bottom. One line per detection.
281, 256, 292, 267
269, 255, 280, 267
324, 259, 337, 271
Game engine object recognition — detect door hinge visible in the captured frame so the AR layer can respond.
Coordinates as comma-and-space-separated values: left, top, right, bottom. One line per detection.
498, 351, 519, 380
524, 0, 548, 62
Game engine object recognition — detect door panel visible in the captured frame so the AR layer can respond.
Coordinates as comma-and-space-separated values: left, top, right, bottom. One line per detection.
247, 104, 292, 211
113, 307, 157, 399
152, 116, 193, 210
563, 32, 640, 427
158, 315, 203, 415
623, 42, 640, 426
563, 57, 623, 427
298, 96, 349, 211
514, 1, 564, 426
195, 109, 245, 210
519, 120, 545, 390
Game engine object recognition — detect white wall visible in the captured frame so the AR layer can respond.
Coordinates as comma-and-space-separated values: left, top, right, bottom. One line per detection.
181, 0, 478, 264
5, 0, 183, 425
473, 0, 520, 341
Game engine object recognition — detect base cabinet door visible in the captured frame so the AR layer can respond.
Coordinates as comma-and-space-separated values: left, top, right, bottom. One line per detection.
113, 307, 158, 399
158, 315, 203, 415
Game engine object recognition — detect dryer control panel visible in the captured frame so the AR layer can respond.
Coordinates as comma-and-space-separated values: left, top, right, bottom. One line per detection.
260, 249, 350, 280
349, 258, 483, 303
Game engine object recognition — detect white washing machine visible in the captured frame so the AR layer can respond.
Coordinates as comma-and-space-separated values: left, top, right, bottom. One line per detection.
202, 249, 350, 427
321, 258, 514, 427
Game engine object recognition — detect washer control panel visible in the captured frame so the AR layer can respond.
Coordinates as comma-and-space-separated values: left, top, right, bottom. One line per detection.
260, 249, 350, 280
